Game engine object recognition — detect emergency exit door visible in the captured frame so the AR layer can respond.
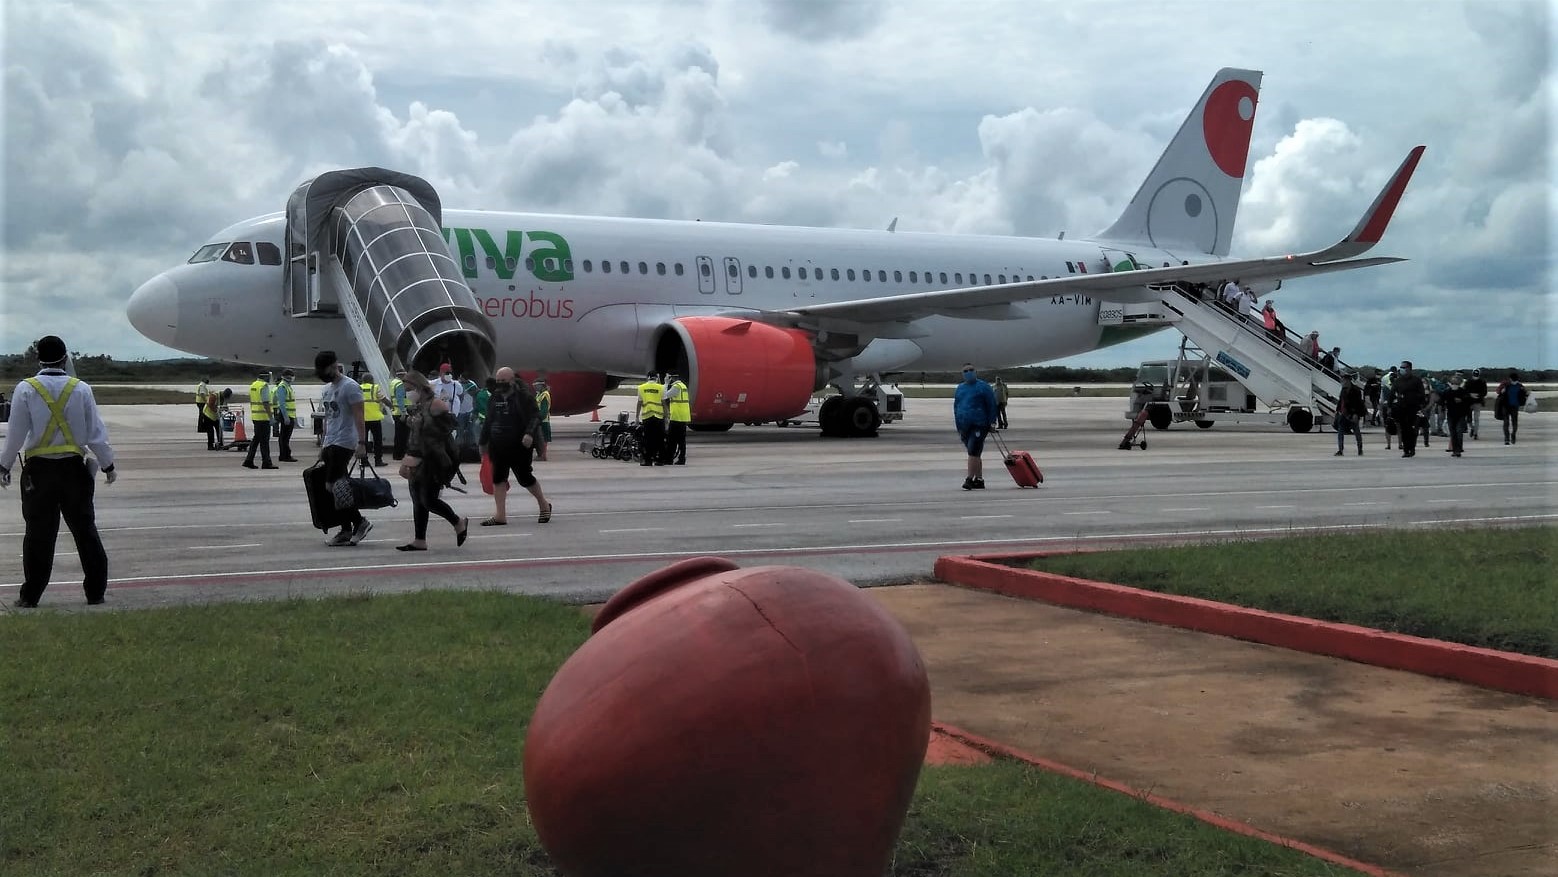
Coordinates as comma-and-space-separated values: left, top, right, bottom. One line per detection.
722, 257, 743, 294
695, 256, 716, 294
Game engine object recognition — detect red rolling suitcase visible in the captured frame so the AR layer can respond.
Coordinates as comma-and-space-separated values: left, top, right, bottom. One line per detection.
990, 431, 1043, 488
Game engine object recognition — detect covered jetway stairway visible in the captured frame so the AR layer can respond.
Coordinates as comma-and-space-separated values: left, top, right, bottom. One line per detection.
283, 168, 496, 385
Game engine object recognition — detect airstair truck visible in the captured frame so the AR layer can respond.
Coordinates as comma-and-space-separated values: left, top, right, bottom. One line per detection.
1127, 336, 1334, 433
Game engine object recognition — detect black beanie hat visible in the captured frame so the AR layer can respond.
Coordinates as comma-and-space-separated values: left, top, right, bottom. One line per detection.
37, 335, 67, 364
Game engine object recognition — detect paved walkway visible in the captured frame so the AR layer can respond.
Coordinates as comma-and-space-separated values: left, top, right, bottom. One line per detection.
869, 584, 1558, 877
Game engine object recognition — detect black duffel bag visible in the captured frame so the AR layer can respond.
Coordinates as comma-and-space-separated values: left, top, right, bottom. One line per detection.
334, 461, 398, 511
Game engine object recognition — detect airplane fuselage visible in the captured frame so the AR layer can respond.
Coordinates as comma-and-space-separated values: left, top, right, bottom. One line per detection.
146, 209, 1206, 374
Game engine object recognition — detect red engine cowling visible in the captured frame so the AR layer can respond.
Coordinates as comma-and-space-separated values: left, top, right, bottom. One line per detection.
518, 370, 612, 417
659, 317, 818, 423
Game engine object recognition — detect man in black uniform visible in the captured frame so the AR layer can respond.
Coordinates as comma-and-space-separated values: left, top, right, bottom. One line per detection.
1439, 374, 1473, 458
1390, 360, 1428, 458
0, 335, 118, 607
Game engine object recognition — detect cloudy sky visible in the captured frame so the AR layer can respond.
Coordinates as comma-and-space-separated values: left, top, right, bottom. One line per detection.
2, 0, 1552, 371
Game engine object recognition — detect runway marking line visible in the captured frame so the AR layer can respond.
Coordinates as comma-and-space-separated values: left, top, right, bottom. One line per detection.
4, 514, 1555, 593
848, 518, 903, 524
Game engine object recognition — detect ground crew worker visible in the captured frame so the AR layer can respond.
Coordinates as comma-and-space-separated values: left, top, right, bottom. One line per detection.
635, 371, 665, 467
994, 376, 1010, 430
243, 368, 277, 469
389, 369, 408, 460
663, 372, 691, 464
535, 378, 552, 462
195, 375, 211, 445
201, 385, 224, 450
1, 335, 117, 608
360, 373, 388, 467
273, 369, 299, 462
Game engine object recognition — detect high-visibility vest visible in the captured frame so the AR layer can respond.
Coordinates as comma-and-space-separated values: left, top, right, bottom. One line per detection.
274, 380, 297, 419
202, 392, 219, 422
361, 383, 383, 421
249, 379, 271, 421
537, 389, 552, 421
195, 381, 209, 405
637, 381, 665, 419
22, 376, 82, 458
667, 381, 691, 422
389, 378, 406, 415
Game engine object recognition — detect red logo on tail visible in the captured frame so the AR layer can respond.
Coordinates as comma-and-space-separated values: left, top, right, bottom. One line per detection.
1203, 79, 1259, 178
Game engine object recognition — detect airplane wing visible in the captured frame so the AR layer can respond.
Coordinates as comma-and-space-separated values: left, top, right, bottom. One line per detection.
787, 146, 1425, 324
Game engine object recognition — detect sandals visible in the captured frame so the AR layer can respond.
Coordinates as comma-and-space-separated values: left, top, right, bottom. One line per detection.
456, 518, 469, 547
395, 543, 427, 552
480, 518, 507, 527
538, 502, 553, 524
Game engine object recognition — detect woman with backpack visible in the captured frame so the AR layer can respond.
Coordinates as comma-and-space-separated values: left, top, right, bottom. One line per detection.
396, 370, 469, 551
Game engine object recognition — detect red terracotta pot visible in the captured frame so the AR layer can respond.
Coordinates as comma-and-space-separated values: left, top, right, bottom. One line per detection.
524, 557, 931, 877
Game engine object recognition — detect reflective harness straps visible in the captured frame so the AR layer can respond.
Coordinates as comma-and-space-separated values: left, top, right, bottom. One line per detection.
23, 376, 82, 458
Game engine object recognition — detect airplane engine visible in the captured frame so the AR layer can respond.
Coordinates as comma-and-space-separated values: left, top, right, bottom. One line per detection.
518, 370, 617, 416
653, 317, 821, 423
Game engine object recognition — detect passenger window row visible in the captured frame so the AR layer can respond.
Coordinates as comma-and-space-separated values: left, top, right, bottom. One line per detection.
574, 259, 1048, 285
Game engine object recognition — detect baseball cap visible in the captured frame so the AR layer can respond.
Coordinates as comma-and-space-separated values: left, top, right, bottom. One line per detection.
439, 363, 452, 373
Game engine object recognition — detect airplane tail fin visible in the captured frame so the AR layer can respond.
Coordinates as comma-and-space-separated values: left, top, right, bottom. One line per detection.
1098, 68, 1262, 256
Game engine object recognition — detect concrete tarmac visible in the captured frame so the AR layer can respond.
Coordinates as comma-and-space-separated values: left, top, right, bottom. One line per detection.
0, 396, 1552, 611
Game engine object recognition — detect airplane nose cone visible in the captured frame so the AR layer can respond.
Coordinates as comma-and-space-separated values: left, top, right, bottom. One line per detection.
128, 274, 179, 347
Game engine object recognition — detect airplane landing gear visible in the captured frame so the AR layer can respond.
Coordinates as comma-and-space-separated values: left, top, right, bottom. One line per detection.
817, 374, 899, 438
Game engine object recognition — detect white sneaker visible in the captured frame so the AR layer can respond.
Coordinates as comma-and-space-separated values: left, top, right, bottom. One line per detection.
348, 519, 374, 546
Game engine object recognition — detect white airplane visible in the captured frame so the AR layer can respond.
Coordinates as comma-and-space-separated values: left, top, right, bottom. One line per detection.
128, 68, 1423, 436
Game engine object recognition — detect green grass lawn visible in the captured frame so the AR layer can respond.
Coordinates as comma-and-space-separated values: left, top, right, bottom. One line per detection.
1025, 526, 1558, 658
92, 387, 193, 405
1, 592, 1354, 876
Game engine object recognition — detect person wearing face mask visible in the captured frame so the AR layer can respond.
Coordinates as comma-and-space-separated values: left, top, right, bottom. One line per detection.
315, 350, 373, 546
952, 363, 999, 490
479, 367, 551, 525
394, 370, 468, 550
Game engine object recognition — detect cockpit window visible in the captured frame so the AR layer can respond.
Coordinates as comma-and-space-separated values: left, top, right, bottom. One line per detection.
222, 242, 255, 265
256, 242, 281, 265
188, 243, 229, 264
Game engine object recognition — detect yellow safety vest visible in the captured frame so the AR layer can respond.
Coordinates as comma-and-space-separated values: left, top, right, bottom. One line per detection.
638, 381, 665, 419
389, 378, 406, 415
23, 376, 82, 458
275, 380, 297, 418
667, 381, 691, 422
361, 383, 383, 421
249, 380, 271, 421
537, 389, 552, 421
202, 393, 219, 421
195, 381, 209, 405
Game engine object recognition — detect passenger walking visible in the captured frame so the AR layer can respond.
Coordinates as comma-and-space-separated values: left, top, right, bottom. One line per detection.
994, 376, 1010, 430
1496, 371, 1525, 445
953, 362, 999, 490
1, 335, 117, 607
1391, 360, 1427, 458
315, 350, 373, 547
1320, 346, 1340, 374
635, 371, 666, 467
1260, 301, 1283, 344
1333, 373, 1367, 456
242, 368, 277, 470
663, 371, 691, 464
1363, 372, 1382, 425
1439, 374, 1472, 458
273, 369, 300, 461
394, 370, 468, 551
1465, 368, 1487, 440
1428, 372, 1449, 437
480, 367, 551, 525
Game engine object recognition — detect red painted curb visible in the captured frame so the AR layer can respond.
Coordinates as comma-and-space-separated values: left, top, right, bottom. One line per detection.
933, 553, 1558, 700
931, 721, 1406, 877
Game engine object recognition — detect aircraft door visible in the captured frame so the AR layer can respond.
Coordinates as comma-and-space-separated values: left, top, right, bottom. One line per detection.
695, 256, 716, 294
1101, 248, 1144, 273
722, 257, 743, 294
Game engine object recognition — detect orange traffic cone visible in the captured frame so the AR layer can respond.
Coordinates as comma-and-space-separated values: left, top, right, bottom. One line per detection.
591, 407, 600, 422
233, 417, 248, 445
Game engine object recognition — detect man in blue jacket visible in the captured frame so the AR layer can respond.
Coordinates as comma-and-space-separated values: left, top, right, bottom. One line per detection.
953, 363, 999, 490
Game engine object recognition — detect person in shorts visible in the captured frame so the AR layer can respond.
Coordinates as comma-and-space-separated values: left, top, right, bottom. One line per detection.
953, 363, 999, 490
479, 367, 552, 525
